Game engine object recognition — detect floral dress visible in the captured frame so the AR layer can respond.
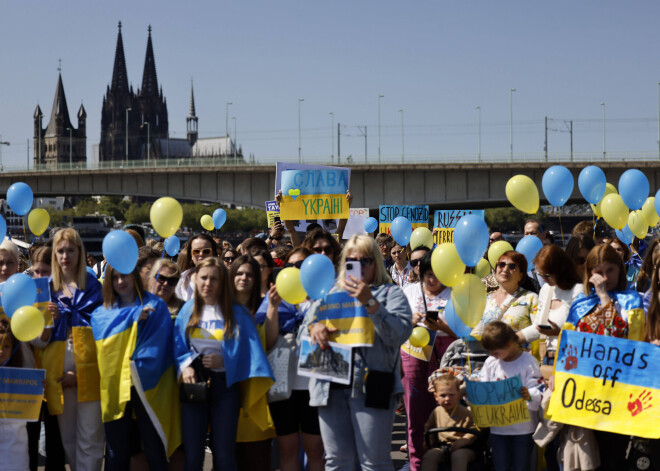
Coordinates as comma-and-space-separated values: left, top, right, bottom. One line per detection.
480, 288, 539, 332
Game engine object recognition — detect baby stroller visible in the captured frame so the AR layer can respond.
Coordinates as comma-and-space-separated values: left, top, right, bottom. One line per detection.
439, 339, 489, 376
423, 426, 491, 471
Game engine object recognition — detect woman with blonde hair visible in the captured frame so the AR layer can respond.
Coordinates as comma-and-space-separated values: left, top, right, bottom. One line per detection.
148, 258, 184, 317
300, 234, 413, 470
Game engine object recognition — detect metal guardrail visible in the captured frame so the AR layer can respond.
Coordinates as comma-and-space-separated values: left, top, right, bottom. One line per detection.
5, 151, 660, 173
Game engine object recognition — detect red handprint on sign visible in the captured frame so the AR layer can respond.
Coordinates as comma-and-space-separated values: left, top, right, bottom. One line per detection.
627, 390, 653, 417
560, 344, 578, 371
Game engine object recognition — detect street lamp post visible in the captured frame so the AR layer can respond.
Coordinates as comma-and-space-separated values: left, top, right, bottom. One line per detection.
329, 112, 334, 163
378, 94, 384, 164
226, 102, 232, 138
38, 115, 42, 166
145, 122, 150, 163
298, 98, 304, 163
509, 89, 516, 162
126, 107, 131, 161
0, 135, 10, 171
475, 106, 481, 162
66, 127, 72, 167
232, 116, 237, 161
657, 83, 659, 160
601, 102, 606, 160
398, 109, 404, 163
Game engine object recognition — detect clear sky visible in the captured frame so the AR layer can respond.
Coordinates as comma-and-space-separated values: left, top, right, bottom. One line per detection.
2, 1, 660, 168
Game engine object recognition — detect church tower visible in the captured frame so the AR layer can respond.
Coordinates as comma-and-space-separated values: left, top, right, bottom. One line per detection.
34, 69, 87, 167
186, 80, 198, 145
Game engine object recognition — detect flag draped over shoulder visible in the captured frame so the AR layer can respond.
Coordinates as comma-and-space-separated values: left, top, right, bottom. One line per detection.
38, 272, 103, 415
567, 289, 645, 340
174, 301, 274, 433
91, 291, 181, 457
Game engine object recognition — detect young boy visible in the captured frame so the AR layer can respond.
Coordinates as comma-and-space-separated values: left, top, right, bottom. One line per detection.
422, 374, 477, 471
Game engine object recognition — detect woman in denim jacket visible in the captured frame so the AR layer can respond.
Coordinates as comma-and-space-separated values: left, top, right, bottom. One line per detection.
299, 234, 413, 471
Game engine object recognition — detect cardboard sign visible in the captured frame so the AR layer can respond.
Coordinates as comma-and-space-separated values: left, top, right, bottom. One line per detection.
465, 374, 530, 427
280, 168, 349, 220
547, 330, 660, 439
314, 291, 374, 347
433, 210, 485, 245
342, 208, 370, 240
401, 326, 437, 362
266, 200, 280, 228
0, 367, 45, 421
379, 205, 429, 236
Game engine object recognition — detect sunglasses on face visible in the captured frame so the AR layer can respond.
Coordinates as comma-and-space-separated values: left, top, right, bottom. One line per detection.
410, 259, 421, 267
191, 248, 213, 256
574, 257, 586, 265
346, 257, 374, 267
156, 275, 180, 287
284, 260, 304, 269
496, 262, 518, 271
313, 245, 333, 255
223, 256, 236, 262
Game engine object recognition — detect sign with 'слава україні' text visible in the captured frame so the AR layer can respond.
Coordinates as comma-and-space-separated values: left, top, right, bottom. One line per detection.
279, 167, 350, 220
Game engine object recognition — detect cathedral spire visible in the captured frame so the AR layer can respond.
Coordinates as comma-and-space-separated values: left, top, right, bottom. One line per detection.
111, 21, 129, 93
141, 25, 159, 96
188, 79, 196, 118
45, 72, 73, 137
187, 78, 198, 145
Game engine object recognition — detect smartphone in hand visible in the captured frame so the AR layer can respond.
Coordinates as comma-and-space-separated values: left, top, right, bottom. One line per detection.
426, 310, 439, 322
345, 260, 362, 282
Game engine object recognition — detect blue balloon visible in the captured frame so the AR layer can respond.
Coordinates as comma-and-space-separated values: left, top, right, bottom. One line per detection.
444, 299, 473, 338
300, 254, 335, 300
102, 230, 138, 275
515, 235, 544, 269
7, 182, 33, 216
0, 216, 7, 242
619, 169, 649, 210
615, 225, 634, 245
655, 189, 660, 220
2, 273, 37, 318
213, 208, 227, 229
364, 217, 378, 234
164, 236, 181, 256
542, 165, 574, 207
454, 214, 489, 267
390, 217, 413, 246
578, 166, 607, 205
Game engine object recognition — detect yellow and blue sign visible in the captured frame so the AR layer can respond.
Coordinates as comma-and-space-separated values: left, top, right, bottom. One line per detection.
0, 367, 45, 421
433, 209, 485, 245
280, 168, 350, 220
547, 330, 660, 438
0, 278, 51, 324
314, 292, 374, 347
465, 374, 530, 427
266, 200, 280, 228
401, 327, 437, 361
379, 205, 429, 236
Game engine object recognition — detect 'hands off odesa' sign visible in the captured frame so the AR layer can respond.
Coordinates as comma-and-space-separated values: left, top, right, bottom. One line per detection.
547, 330, 660, 438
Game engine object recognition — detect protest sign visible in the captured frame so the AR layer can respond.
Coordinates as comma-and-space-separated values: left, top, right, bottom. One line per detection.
401, 326, 437, 362
314, 291, 374, 347
379, 205, 429, 235
297, 337, 352, 385
342, 208, 369, 239
0, 277, 51, 325
433, 209, 485, 245
0, 367, 45, 421
280, 168, 349, 220
266, 200, 280, 228
547, 330, 660, 438
465, 374, 530, 427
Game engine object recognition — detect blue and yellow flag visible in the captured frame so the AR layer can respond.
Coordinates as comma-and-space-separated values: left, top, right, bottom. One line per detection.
0, 367, 45, 421
567, 289, 645, 340
174, 301, 274, 433
37, 272, 103, 415
313, 291, 374, 347
280, 168, 349, 220
91, 291, 181, 457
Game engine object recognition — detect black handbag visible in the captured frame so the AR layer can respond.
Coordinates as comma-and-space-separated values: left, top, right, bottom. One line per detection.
364, 368, 395, 410
179, 356, 210, 404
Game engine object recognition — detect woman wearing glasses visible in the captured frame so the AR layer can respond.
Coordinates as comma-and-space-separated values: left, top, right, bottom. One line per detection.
471, 251, 538, 342
389, 243, 412, 288
301, 228, 341, 268
301, 234, 413, 470
222, 247, 239, 270
175, 234, 218, 302
149, 259, 184, 317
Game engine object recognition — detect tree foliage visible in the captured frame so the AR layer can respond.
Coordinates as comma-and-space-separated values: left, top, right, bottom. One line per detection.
485, 207, 546, 233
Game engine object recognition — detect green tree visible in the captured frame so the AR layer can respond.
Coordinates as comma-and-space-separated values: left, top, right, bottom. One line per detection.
98, 196, 125, 220
74, 198, 98, 217
485, 207, 546, 233
124, 203, 151, 224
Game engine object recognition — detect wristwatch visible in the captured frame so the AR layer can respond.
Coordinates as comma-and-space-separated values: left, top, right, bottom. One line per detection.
366, 297, 377, 308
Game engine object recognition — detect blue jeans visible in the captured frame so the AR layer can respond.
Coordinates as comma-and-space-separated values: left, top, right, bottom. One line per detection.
490, 433, 534, 471
318, 388, 396, 471
104, 388, 168, 471
181, 371, 240, 471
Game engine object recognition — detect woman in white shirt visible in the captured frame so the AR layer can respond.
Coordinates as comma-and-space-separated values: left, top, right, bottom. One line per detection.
175, 234, 218, 301
389, 243, 412, 288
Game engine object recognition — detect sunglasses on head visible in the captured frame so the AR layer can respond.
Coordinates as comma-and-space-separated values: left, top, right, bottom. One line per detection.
284, 260, 304, 269
346, 257, 374, 267
156, 275, 180, 287
496, 262, 518, 271
192, 248, 213, 256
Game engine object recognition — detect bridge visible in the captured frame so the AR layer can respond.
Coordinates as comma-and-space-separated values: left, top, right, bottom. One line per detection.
2, 151, 660, 209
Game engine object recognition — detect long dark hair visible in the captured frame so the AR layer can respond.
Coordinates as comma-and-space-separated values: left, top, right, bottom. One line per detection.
229, 255, 262, 315
188, 257, 235, 338
584, 244, 627, 294
177, 234, 218, 272
533, 245, 581, 290
637, 238, 660, 293
645, 246, 660, 343
102, 265, 144, 309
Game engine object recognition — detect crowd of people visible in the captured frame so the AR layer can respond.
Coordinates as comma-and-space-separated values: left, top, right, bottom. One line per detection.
1, 206, 659, 471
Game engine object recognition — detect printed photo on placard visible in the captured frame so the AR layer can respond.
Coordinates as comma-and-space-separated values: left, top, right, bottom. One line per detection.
297, 336, 352, 385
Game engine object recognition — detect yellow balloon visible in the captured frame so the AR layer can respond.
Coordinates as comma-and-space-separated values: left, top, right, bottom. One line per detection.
591, 183, 617, 218
275, 267, 307, 304
601, 193, 629, 230
628, 211, 648, 239
451, 274, 486, 328
641, 197, 660, 227
200, 214, 214, 231
409, 326, 430, 348
487, 240, 514, 268
27, 208, 50, 236
431, 243, 466, 287
505, 175, 539, 214
410, 227, 434, 250
150, 197, 183, 238
474, 258, 491, 279
11, 306, 45, 342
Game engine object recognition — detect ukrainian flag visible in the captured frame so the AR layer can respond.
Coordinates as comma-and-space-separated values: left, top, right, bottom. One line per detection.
174, 301, 274, 433
91, 291, 181, 457
567, 289, 645, 340
37, 272, 103, 415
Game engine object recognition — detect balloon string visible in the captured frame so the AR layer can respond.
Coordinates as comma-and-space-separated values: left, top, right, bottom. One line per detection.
558, 210, 565, 249
465, 338, 472, 376
593, 215, 598, 239
136, 279, 143, 306
22, 219, 27, 244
